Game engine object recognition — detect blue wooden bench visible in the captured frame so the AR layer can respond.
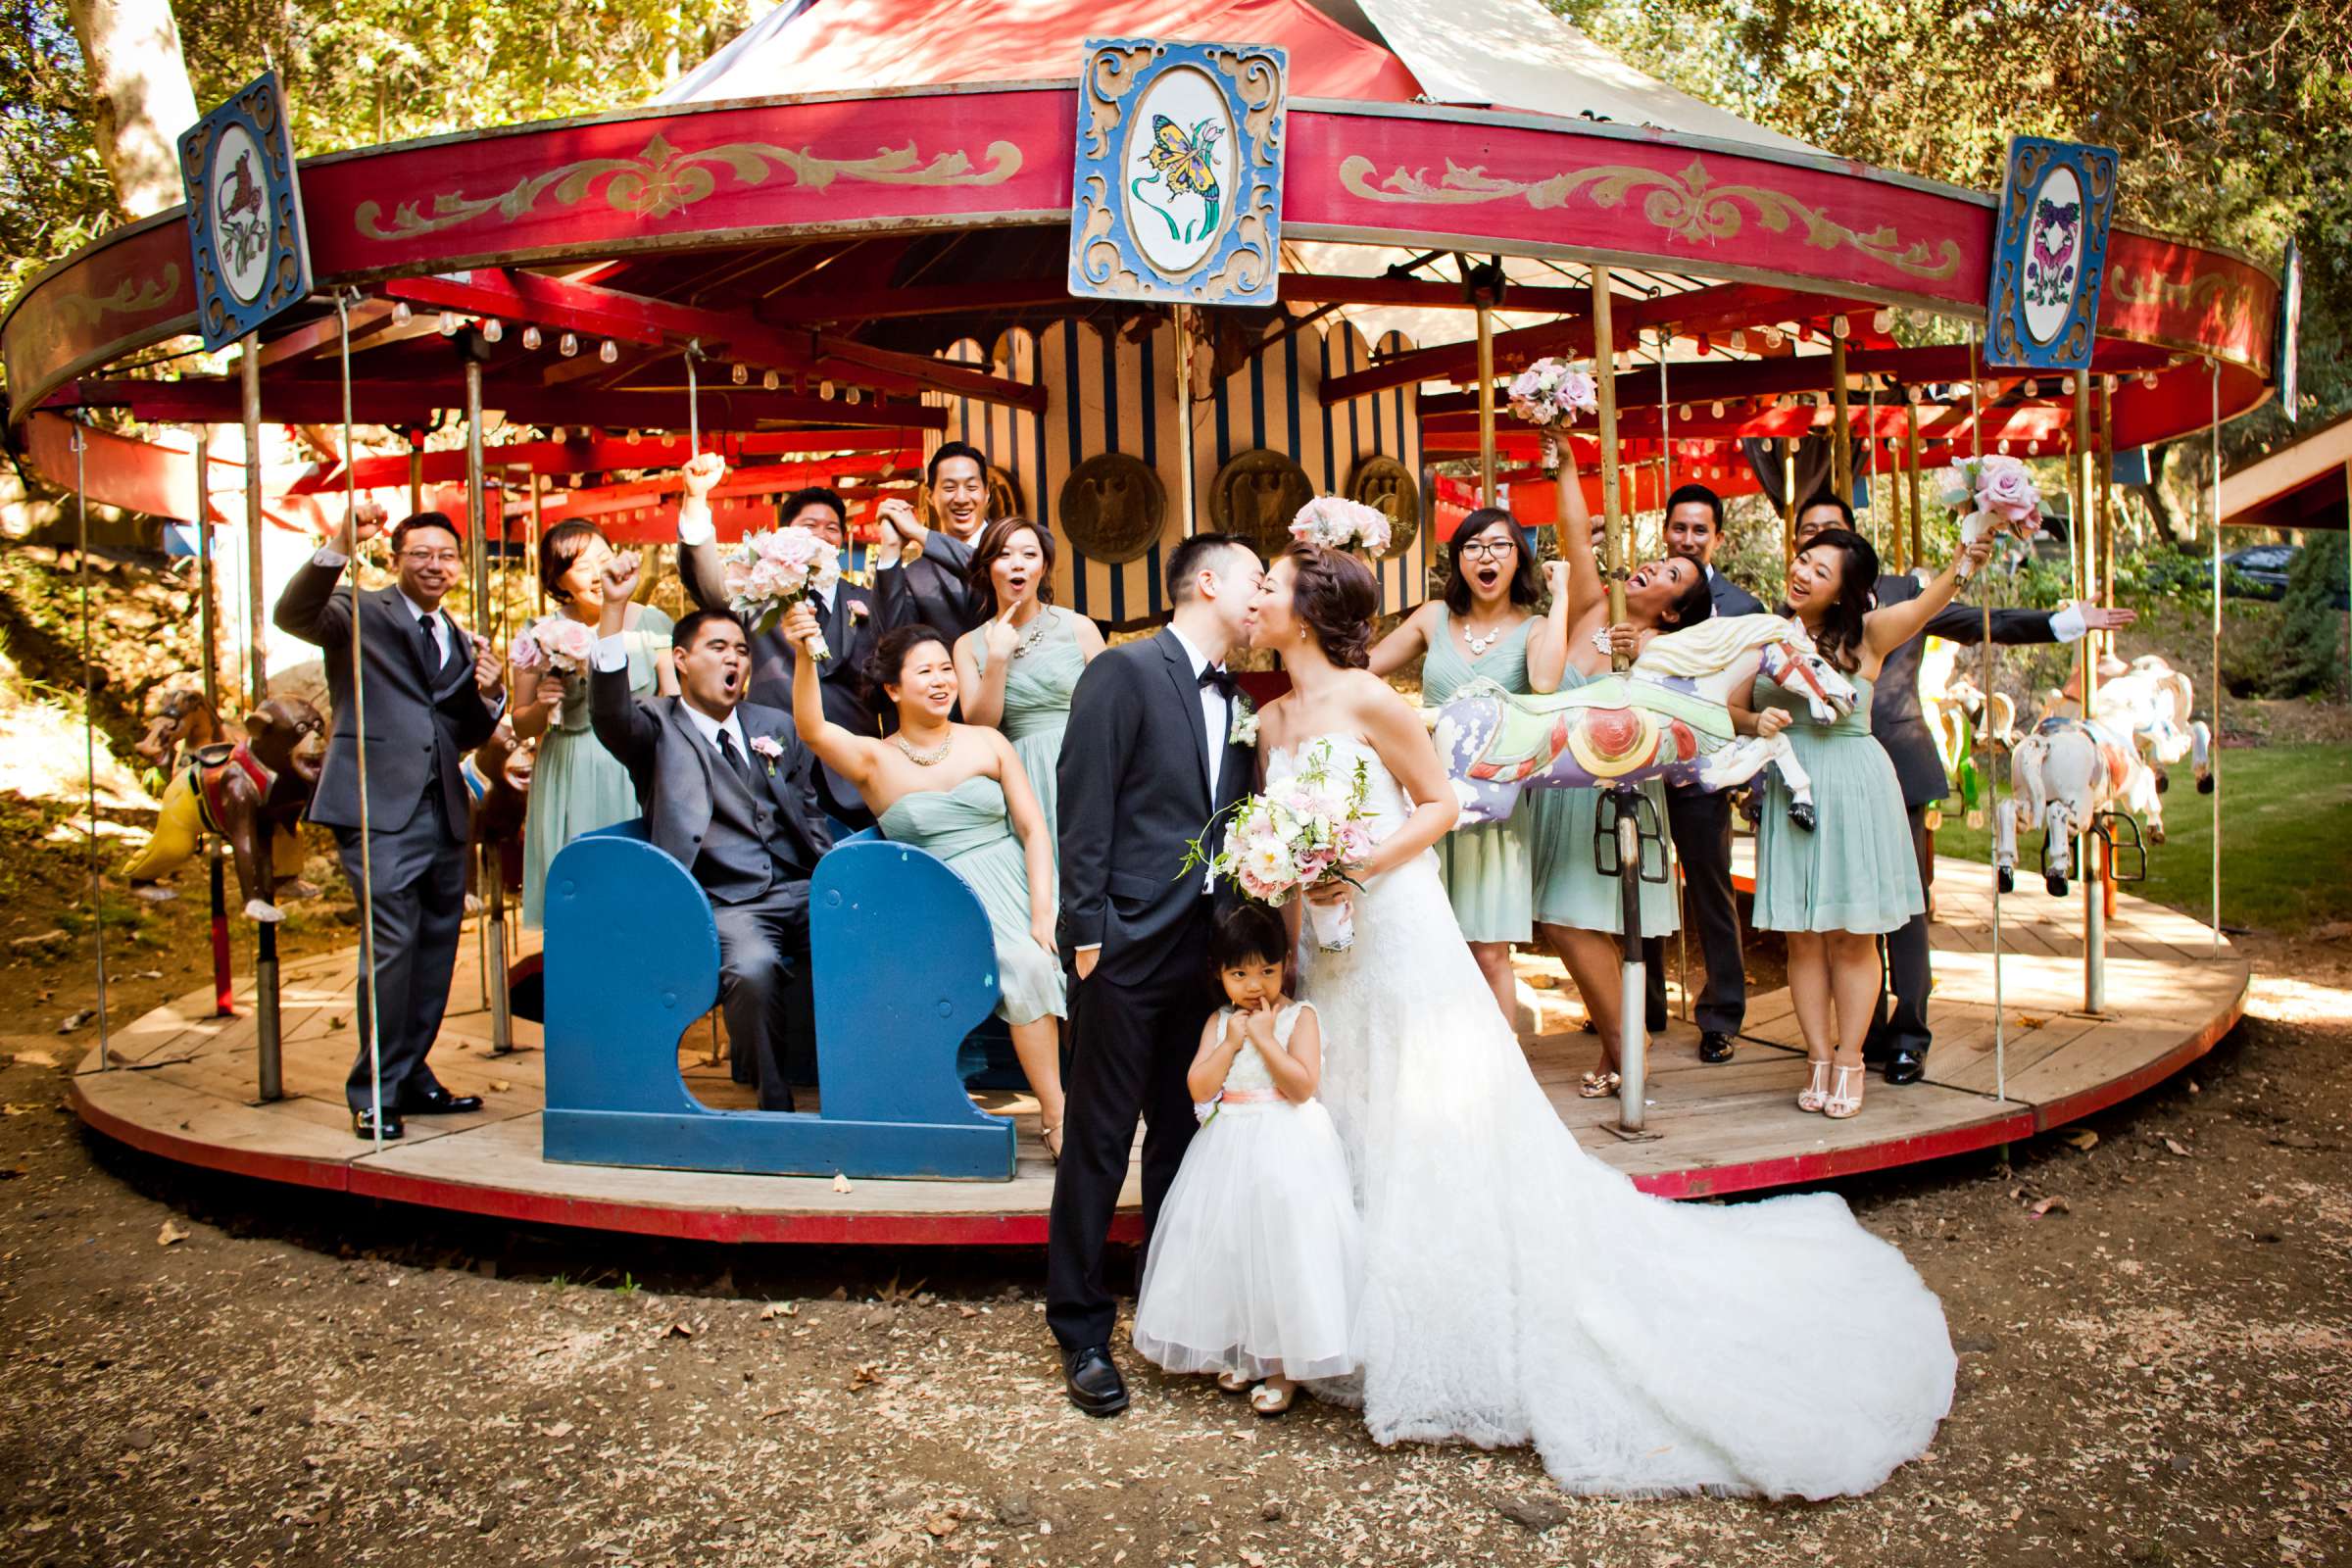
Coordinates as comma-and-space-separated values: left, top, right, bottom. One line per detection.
540, 822, 1017, 1181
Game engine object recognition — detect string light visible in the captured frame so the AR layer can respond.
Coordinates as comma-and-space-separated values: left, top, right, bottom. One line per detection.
599, 339, 618, 364
819, 380, 836, 400
732, 363, 748, 385
560, 332, 579, 357
521, 325, 542, 350
437, 312, 460, 335
390, 301, 412, 325
761, 369, 780, 391
1872, 309, 1894, 333
481, 318, 503, 344
1831, 315, 1850, 339
1710, 400, 1725, 417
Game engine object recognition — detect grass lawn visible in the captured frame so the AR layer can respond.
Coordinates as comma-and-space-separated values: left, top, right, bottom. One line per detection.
1928, 742, 2352, 938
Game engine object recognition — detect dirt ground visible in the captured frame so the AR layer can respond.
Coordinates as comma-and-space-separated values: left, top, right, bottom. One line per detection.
2, 822, 2349, 1568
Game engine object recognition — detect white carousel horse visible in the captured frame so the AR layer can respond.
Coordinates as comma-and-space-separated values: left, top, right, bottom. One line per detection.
1435, 613, 1860, 830
1993, 716, 2167, 895
2093, 654, 2213, 794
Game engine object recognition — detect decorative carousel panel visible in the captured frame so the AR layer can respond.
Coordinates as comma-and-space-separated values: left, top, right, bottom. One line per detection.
1, 218, 193, 420
1068, 38, 1287, 307
1984, 136, 2119, 372
1058, 453, 1166, 564
1207, 448, 1314, 557
176, 71, 312, 350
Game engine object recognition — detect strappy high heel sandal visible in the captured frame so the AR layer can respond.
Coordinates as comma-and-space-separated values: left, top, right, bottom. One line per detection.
1796, 1057, 1833, 1113
1214, 1370, 1253, 1396
1578, 1070, 1622, 1100
1823, 1062, 1866, 1120
1040, 1121, 1063, 1163
1250, 1377, 1298, 1417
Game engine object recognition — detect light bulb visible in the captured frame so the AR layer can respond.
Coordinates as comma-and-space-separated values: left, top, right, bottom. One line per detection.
1873, 309, 1894, 333
761, 369, 780, 391
2029, 440, 2041, 455
1907, 384, 1924, 404
1730, 330, 1746, 353
1710, 401, 1725, 417
481, 318, 503, 344
818, 380, 835, 401
391, 300, 413, 325
1677, 403, 1690, 420
560, 332, 579, 357
1998, 439, 2012, 455
437, 312, 459, 335
626, 429, 641, 445
1831, 315, 1850, 339
521, 325, 542, 350
599, 339, 618, 364
731, 363, 748, 386
2024, 378, 2040, 397
846, 387, 861, 406
2141, 371, 2159, 388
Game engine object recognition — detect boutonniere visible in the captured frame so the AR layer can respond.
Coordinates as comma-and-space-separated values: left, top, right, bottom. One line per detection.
1227, 696, 1259, 747
848, 599, 871, 625
748, 734, 783, 776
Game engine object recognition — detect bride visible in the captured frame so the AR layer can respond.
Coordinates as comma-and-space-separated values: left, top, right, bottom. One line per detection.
1249, 542, 1955, 1499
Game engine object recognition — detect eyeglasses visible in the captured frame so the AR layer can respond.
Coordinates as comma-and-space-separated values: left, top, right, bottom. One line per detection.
399, 549, 463, 565
1459, 540, 1518, 561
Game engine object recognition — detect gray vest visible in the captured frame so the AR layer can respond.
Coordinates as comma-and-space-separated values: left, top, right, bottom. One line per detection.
694, 740, 788, 905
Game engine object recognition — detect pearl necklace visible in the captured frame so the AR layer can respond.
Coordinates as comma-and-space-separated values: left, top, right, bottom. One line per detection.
894, 731, 954, 766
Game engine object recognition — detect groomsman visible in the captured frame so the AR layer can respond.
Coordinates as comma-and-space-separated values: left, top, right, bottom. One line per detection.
673, 454, 879, 827
274, 503, 504, 1140
587, 551, 832, 1110
873, 441, 993, 636
1790, 493, 2134, 1082
1643, 483, 1765, 1061
1048, 533, 1264, 1417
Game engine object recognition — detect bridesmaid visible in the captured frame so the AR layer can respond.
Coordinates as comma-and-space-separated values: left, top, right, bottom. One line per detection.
1534, 441, 1716, 1097
782, 608, 1069, 1156
511, 520, 674, 927
952, 517, 1103, 861
1369, 510, 1571, 1022
1727, 525, 1990, 1121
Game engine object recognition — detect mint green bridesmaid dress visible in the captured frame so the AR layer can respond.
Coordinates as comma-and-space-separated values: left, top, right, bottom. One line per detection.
877, 774, 1066, 1025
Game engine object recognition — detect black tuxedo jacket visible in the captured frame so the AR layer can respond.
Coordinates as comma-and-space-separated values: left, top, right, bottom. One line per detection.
1708, 567, 1767, 618
1057, 627, 1252, 985
1871, 571, 2059, 808
273, 560, 498, 835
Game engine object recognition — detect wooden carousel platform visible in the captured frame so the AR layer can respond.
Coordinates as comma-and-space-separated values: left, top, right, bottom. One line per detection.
70, 854, 2247, 1246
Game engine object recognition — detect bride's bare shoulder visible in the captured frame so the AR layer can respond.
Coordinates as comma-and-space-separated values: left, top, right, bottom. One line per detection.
1343, 667, 1412, 714
1254, 690, 1298, 739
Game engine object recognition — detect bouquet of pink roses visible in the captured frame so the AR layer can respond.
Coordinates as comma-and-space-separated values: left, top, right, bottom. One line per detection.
1936, 455, 2044, 579
1505, 357, 1599, 427
1290, 495, 1393, 556
721, 525, 842, 660
509, 613, 598, 678
1183, 739, 1377, 952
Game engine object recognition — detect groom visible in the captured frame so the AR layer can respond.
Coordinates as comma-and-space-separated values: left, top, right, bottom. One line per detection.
1048, 532, 1264, 1416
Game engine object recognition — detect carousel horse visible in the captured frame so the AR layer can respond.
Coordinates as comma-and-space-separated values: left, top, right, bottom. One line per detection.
1435, 613, 1859, 829
1993, 716, 2162, 896
1920, 639, 2019, 822
2093, 654, 2213, 796
122, 698, 326, 920
135, 683, 231, 775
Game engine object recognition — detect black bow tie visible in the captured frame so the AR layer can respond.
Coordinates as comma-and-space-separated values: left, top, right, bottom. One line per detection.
1198, 664, 1238, 698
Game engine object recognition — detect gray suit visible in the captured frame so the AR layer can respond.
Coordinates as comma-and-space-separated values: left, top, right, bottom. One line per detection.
878, 530, 986, 638
675, 539, 879, 826
1867, 573, 2061, 1060
589, 667, 831, 1108
273, 559, 499, 1113
1646, 566, 1769, 1035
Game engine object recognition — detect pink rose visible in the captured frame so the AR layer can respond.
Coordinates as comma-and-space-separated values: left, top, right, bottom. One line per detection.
1975, 458, 2042, 526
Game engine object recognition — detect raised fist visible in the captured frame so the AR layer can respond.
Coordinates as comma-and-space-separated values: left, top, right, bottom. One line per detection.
601, 549, 643, 604
680, 451, 726, 503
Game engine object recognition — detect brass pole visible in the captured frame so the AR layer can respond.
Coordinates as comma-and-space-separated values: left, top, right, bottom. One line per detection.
1592, 267, 1648, 1138
2077, 379, 2104, 1013
1476, 305, 1497, 508
194, 427, 234, 1020
1830, 333, 1852, 503
1904, 405, 1925, 572
1970, 335, 2006, 1102
1174, 306, 1198, 538
241, 337, 268, 709
1781, 438, 1797, 565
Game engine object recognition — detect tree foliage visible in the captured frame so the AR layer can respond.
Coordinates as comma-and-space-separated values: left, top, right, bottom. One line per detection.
2258, 532, 2349, 697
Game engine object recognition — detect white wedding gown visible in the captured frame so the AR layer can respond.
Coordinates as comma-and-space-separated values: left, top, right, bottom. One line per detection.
1268, 736, 1956, 1499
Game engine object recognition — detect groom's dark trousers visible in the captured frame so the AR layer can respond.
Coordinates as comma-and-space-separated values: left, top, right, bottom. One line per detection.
1046, 626, 1250, 1354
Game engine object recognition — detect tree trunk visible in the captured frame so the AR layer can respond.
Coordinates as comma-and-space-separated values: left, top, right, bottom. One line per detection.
66, 0, 200, 220
2130, 440, 2186, 547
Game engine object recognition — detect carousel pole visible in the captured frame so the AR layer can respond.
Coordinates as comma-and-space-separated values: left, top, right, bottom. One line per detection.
2209, 359, 2224, 955
1864, 380, 1880, 551
1476, 305, 1497, 507
1174, 306, 1198, 537
337, 293, 385, 1145
72, 420, 113, 1071
2077, 377, 2105, 1014
1830, 331, 1852, 503
408, 431, 423, 516
465, 339, 514, 1057
1970, 333, 2007, 1103
1657, 328, 1687, 1022
1781, 438, 1797, 565
1905, 404, 1925, 571
241, 335, 283, 1101
1590, 268, 1648, 1137
194, 427, 235, 1019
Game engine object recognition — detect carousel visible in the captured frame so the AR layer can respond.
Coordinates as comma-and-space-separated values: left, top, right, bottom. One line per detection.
5, 0, 2263, 1242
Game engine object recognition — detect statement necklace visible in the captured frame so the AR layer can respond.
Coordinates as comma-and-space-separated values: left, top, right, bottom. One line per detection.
1010, 606, 1052, 660
1461, 617, 1511, 659
894, 731, 954, 766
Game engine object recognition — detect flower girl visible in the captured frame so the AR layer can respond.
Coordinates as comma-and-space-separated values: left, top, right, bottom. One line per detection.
1132, 903, 1362, 1415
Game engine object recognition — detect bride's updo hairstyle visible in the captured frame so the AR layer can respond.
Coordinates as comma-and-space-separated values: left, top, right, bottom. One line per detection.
1283, 542, 1378, 669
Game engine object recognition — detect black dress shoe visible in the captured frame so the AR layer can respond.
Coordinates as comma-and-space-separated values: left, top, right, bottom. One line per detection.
353, 1108, 406, 1141
1697, 1030, 1736, 1063
1062, 1345, 1130, 1417
1884, 1049, 1927, 1085
401, 1087, 484, 1115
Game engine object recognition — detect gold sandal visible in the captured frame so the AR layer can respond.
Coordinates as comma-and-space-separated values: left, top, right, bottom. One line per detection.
1797, 1058, 1832, 1113
1250, 1378, 1297, 1417
1577, 1070, 1622, 1100
1214, 1370, 1252, 1396
1823, 1062, 1866, 1120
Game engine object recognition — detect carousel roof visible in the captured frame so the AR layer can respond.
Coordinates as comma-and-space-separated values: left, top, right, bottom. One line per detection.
657, 0, 1813, 152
